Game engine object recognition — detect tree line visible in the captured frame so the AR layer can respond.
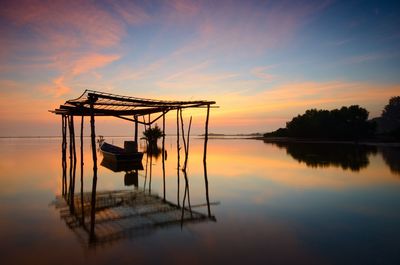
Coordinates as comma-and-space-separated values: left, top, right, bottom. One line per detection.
264, 96, 400, 140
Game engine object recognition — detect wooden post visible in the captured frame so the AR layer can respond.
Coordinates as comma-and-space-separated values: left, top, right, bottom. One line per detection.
80, 115, 84, 223
67, 115, 77, 212
203, 105, 210, 163
184, 116, 192, 171
162, 112, 166, 201
61, 115, 67, 196
203, 105, 211, 217
181, 169, 193, 220
144, 151, 148, 191
68, 116, 73, 202
149, 153, 152, 194
148, 114, 151, 129
89, 97, 98, 237
203, 155, 211, 218
176, 109, 180, 207
134, 115, 138, 151
89, 166, 98, 243
71, 116, 77, 204
179, 109, 187, 168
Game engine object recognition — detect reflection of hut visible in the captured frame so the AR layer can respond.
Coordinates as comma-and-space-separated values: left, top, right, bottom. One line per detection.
53, 189, 215, 248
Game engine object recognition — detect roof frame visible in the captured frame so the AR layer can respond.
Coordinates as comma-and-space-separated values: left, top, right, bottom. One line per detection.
51, 90, 216, 119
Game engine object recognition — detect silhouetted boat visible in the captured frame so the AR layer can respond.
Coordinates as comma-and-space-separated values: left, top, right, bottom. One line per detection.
100, 158, 144, 172
100, 142, 143, 163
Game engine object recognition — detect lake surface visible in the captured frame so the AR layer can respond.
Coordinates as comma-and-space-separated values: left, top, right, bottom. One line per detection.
0, 137, 399, 265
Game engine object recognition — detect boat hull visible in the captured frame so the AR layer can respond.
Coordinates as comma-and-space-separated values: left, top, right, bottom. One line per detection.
100, 142, 144, 163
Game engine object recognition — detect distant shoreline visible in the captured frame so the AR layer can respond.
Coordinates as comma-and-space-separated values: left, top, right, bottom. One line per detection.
252, 136, 400, 147
2, 135, 399, 147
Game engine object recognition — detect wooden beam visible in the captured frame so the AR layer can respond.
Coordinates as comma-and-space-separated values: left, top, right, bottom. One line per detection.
86, 91, 215, 106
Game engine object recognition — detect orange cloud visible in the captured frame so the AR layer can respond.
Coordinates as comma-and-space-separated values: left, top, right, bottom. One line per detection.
71, 53, 120, 76
40, 76, 71, 98
207, 80, 400, 131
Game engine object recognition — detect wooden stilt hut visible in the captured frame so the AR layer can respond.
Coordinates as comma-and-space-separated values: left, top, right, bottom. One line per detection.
50, 90, 217, 246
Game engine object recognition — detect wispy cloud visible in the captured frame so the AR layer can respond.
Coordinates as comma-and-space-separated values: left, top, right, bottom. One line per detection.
342, 52, 396, 64
327, 38, 354, 46
41, 76, 71, 98
251, 66, 276, 82
110, 0, 151, 25
71, 53, 120, 76
1, 0, 126, 49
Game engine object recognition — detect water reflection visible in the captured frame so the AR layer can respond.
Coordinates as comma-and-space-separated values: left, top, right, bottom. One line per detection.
380, 146, 400, 176
264, 140, 400, 175
1, 138, 400, 265
144, 144, 163, 160
265, 141, 377, 171
53, 148, 215, 248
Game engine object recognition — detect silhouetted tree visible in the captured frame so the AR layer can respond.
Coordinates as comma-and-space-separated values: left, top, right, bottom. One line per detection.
265, 105, 375, 140
379, 96, 400, 138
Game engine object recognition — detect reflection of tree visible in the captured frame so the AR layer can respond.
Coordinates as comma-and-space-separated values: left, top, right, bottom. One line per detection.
267, 141, 377, 171
144, 144, 162, 160
380, 147, 400, 176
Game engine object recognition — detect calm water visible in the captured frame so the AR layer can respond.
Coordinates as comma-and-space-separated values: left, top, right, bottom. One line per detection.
0, 137, 399, 265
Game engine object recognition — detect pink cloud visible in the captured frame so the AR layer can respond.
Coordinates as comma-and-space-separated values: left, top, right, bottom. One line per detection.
110, 0, 151, 25
169, 0, 200, 15
1, 0, 125, 50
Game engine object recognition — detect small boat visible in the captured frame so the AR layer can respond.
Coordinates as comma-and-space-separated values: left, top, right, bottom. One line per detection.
100, 141, 143, 163
100, 158, 144, 172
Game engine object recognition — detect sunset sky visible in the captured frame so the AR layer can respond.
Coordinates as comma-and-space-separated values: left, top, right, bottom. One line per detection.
0, 0, 399, 136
